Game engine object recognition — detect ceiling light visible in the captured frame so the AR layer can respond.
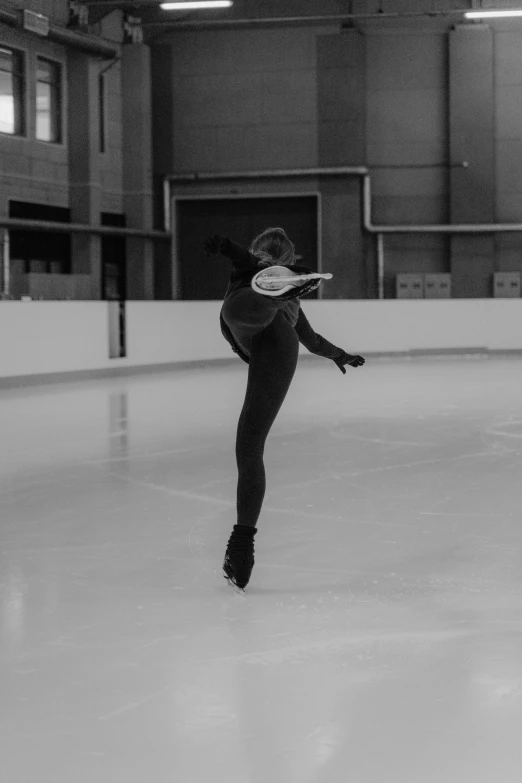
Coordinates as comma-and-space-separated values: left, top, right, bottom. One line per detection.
464, 9, 522, 19
160, 1, 233, 9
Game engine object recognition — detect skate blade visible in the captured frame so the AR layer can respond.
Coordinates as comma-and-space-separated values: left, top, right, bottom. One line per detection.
223, 574, 246, 594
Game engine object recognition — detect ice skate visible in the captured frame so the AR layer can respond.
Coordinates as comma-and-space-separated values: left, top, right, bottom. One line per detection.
223, 525, 257, 591
251, 266, 332, 298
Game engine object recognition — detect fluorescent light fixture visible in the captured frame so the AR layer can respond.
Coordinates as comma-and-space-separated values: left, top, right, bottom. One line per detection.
161, 1, 232, 9
465, 9, 522, 18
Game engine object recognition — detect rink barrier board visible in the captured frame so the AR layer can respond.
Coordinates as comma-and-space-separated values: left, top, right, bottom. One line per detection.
0, 299, 521, 389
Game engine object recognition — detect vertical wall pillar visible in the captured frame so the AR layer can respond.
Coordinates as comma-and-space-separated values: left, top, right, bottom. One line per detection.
449, 24, 495, 298
67, 51, 101, 298
151, 46, 175, 300
122, 43, 154, 300
316, 30, 366, 298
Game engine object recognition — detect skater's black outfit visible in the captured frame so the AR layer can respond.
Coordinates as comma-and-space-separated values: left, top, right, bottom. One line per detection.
205, 235, 364, 589
212, 237, 351, 530
218, 238, 349, 368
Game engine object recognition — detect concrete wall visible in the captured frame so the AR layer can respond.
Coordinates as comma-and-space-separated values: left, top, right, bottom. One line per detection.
367, 29, 449, 298
0, 301, 521, 386
0, 5, 159, 299
4, 0, 522, 306
0, 5, 123, 215
151, 24, 367, 299
99, 54, 123, 215
495, 23, 522, 277
1, 0, 69, 26
151, 5, 522, 300
0, 25, 70, 210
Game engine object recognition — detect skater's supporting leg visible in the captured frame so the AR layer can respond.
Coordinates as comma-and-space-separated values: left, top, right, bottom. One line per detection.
235, 310, 300, 528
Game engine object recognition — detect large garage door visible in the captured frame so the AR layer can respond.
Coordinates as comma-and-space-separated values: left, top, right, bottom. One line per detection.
176, 195, 319, 300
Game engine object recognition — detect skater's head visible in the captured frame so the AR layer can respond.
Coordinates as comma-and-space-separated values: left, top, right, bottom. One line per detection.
249, 227, 296, 268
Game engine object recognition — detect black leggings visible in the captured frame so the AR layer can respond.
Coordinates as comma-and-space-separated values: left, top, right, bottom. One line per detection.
235, 309, 300, 527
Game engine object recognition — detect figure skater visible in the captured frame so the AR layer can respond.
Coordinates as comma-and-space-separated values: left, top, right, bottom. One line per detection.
204, 227, 365, 591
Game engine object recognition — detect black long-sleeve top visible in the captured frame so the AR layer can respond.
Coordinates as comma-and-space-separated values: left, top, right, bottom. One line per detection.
218, 238, 347, 366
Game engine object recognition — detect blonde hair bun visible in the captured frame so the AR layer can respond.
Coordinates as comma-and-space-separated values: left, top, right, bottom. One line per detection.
249, 227, 296, 267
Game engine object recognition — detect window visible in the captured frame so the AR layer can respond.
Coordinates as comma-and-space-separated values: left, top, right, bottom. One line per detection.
0, 46, 25, 136
99, 72, 105, 152
36, 57, 61, 142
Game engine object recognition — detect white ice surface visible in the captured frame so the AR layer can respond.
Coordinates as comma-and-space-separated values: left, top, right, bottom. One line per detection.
1, 355, 521, 783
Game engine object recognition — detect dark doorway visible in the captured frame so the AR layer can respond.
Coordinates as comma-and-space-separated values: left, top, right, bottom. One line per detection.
176, 196, 319, 300
101, 212, 126, 300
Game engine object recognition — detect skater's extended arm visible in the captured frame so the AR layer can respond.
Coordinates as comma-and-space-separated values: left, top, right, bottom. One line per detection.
294, 307, 347, 361
294, 308, 365, 373
204, 235, 259, 273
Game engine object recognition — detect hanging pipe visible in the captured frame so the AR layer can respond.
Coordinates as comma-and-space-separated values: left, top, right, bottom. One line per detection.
0, 218, 171, 240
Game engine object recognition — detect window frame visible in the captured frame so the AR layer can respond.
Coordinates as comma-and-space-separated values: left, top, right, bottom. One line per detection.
0, 44, 27, 137
35, 55, 63, 144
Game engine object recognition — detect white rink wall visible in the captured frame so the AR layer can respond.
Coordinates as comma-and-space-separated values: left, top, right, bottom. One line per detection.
0, 300, 521, 385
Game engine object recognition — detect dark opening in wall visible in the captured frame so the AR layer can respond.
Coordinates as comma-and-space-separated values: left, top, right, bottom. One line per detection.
177, 196, 319, 300
8, 201, 71, 273
101, 212, 126, 301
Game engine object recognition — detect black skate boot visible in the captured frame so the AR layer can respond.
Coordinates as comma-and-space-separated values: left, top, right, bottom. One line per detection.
223, 525, 257, 591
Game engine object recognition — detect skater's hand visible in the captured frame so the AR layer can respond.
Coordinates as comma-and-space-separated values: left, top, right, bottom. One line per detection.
204, 234, 228, 256
333, 353, 366, 374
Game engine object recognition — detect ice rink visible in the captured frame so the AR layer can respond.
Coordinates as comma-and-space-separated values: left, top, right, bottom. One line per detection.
1, 354, 522, 783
